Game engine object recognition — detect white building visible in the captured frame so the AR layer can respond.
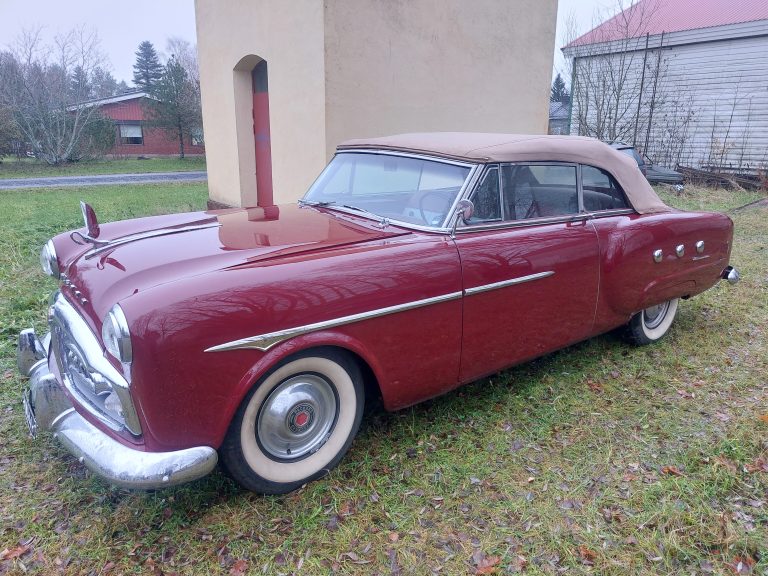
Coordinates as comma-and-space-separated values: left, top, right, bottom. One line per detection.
563, 0, 768, 174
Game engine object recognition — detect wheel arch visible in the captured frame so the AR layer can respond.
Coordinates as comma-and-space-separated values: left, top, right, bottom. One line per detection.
213, 332, 385, 448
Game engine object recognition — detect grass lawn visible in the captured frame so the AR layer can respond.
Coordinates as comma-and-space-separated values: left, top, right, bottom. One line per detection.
0, 156, 206, 179
1, 184, 766, 575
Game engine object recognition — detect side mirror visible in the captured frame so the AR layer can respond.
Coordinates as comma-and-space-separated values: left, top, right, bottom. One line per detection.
451, 199, 474, 238
456, 199, 474, 223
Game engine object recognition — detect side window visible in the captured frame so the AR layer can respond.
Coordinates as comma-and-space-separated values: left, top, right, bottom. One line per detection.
467, 166, 501, 223
581, 165, 630, 211
501, 164, 578, 220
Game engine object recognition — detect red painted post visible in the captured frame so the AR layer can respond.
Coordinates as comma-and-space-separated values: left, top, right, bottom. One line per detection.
252, 60, 274, 207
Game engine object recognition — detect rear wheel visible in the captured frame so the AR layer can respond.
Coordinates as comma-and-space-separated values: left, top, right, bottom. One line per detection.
220, 349, 364, 494
626, 298, 679, 345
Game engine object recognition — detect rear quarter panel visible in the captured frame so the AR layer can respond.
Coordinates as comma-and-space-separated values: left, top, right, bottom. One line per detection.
591, 210, 733, 333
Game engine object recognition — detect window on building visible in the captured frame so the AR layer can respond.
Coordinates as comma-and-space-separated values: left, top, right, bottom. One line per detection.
119, 124, 143, 145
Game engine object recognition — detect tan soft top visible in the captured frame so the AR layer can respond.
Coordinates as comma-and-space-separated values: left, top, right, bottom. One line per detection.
338, 133, 671, 214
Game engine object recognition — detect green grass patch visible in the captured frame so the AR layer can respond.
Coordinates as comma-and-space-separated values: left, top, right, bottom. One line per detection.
0, 156, 206, 179
1, 184, 766, 575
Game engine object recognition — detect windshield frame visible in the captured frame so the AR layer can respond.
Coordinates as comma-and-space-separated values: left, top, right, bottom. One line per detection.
301, 150, 481, 233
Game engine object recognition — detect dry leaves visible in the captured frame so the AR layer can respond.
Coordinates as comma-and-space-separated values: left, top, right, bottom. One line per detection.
472, 550, 501, 575
661, 465, 684, 477
577, 545, 597, 565
229, 559, 248, 576
0, 545, 30, 561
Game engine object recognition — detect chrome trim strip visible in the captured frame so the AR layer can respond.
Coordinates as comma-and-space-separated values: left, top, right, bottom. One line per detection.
205, 291, 464, 353
464, 271, 555, 296
456, 213, 589, 233
83, 222, 220, 259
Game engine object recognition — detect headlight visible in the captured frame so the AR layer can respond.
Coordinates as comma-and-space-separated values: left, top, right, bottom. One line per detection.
40, 240, 60, 279
102, 304, 132, 363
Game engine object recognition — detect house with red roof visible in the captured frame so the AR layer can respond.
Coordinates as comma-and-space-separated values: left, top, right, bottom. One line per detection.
562, 0, 768, 174
71, 91, 205, 157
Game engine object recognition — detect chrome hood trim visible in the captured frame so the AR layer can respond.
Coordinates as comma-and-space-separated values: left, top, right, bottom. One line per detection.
77, 222, 221, 260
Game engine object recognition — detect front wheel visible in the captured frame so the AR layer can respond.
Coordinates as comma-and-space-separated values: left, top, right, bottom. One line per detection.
220, 349, 364, 494
625, 298, 679, 345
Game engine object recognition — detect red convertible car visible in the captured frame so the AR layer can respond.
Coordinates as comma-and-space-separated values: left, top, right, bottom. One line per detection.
18, 133, 739, 494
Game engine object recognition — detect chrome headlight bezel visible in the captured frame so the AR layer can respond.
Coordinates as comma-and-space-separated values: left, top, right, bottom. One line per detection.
102, 304, 132, 364
40, 239, 60, 279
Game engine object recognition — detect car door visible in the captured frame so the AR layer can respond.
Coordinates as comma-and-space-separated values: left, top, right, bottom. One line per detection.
453, 163, 600, 382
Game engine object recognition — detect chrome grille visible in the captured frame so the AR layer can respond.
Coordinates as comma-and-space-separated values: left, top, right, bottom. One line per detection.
48, 291, 141, 435
51, 322, 123, 431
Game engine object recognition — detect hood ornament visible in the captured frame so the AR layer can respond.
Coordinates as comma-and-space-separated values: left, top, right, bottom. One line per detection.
70, 201, 109, 247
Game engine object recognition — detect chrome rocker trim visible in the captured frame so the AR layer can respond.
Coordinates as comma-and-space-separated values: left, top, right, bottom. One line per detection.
207, 271, 555, 354
18, 328, 218, 489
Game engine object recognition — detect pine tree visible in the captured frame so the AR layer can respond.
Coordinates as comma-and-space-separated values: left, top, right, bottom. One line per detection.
132, 41, 164, 90
145, 56, 201, 158
69, 65, 91, 102
550, 73, 570, 104
91, 66, 119, 98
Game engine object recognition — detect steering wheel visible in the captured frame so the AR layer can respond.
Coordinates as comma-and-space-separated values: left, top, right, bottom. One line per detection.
418, 191, 449, 224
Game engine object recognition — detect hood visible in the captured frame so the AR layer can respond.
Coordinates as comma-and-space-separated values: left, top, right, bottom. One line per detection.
60, 204, 408, 320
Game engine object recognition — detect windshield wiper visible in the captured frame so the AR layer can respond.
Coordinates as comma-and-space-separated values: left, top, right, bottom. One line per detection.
298, 200, 389, 227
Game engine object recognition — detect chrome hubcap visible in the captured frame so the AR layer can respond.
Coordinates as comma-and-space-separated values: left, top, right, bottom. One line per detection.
643, 301, 669, 329
257, 374, 337, 460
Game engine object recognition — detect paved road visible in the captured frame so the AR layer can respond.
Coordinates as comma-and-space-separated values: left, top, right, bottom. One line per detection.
0, 171, 207, 190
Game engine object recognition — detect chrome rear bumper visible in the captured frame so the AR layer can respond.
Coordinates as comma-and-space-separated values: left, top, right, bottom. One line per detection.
18, 328, 218, 489
721, 266, 740, 285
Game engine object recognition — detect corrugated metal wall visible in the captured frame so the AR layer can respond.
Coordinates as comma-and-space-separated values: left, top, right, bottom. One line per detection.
568, 23, 768, 174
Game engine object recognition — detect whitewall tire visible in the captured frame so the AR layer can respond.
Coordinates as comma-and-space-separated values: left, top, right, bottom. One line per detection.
626, 298, 679, 345
220, 349, 364, 494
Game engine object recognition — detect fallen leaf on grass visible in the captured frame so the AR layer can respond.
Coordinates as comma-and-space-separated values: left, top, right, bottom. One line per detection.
229, 559, 248, 576
676, 389, 694, 399
714, 456, 739, 473
661, 465, 684, 477
587, 379, 602, 392
727, 554, 756, 574
0, 545, 30, 561
472, 550, 501, 575
759, 414, 768, 424
388, 532, 399, 543
577, 545, 597, 565
744, 458, 768, 473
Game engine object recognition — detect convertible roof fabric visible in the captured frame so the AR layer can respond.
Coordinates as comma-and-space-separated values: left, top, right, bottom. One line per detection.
338, 133, 671, 214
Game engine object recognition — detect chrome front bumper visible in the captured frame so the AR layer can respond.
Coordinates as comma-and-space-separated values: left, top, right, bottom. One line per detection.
18, 328, 218, 489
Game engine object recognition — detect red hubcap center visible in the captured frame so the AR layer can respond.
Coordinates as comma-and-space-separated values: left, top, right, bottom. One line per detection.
295, 411, 309, 427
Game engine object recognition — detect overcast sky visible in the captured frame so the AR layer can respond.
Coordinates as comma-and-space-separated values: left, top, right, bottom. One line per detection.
0, 0, 197, 83
0, 0, 610, 88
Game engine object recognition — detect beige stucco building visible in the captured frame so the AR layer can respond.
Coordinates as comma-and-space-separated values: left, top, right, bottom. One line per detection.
195, 0, 558, 208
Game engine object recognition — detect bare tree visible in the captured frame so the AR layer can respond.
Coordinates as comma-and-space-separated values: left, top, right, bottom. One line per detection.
0, 27, 113, 164
564, 0, 665, 142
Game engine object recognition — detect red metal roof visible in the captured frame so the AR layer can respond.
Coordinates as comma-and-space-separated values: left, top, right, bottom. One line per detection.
568, 0, 768, 47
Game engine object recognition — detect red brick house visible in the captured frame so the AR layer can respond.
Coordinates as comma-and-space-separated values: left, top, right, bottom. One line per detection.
75, 91, 205, 157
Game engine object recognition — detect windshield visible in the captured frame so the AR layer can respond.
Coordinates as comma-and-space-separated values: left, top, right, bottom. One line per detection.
302, 152, 472, 227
